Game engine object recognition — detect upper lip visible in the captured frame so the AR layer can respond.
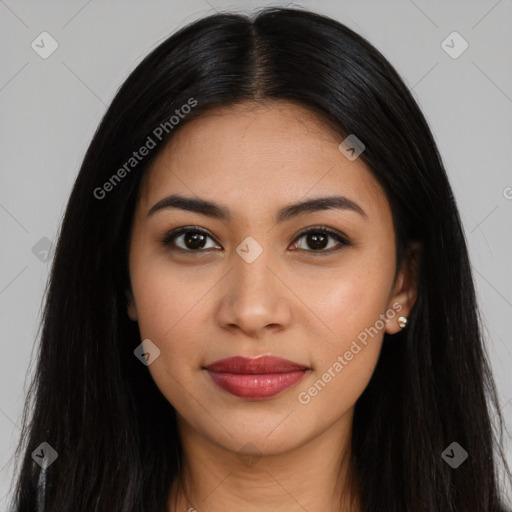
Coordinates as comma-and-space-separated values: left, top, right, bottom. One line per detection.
204, 356, 309, 374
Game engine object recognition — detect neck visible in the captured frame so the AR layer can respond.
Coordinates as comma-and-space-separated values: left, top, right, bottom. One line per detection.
168, 410, 360, 512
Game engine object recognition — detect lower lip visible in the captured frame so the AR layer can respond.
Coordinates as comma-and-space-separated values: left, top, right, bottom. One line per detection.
206, 370, 307, 399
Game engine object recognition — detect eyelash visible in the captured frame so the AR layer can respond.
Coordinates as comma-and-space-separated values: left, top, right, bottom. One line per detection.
160, 225, 351, 255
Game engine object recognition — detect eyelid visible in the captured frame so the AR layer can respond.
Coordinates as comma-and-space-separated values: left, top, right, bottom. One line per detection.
160, 225, 351, 252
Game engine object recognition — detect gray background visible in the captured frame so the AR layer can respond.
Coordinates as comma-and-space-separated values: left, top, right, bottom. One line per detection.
1, 0, 511, 507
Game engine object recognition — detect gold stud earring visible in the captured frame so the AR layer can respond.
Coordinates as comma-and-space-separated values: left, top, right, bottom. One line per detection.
397, 316, 408, 329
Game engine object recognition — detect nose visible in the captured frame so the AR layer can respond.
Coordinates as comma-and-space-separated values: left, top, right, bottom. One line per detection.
215, 247, 293, 339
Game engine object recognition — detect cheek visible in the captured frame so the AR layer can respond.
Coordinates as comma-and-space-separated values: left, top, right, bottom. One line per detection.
129, 256, 217, 406
296, 252, 394, 408
309, 280, 388, 381
295, 280, 389, 422
308, 259, 394, 343
134, 286, 201, 409
129, 244, 207, 341
132, 275, 200, 348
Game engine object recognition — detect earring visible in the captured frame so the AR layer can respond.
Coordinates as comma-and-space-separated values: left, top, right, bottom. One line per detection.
397, 316, 408, 329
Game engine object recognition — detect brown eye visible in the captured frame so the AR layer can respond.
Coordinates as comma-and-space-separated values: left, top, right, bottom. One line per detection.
161, 227, 220, 252
160, 225, 351, 255
291, 227, 351, 253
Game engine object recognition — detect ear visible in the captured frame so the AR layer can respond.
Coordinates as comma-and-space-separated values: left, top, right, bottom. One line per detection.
385, 241, 421, 335
125, 287, 138, 322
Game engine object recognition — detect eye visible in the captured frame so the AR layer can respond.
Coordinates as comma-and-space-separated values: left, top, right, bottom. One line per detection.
290, 226, 351, 253
160, 225, 351, 254
160, 226, 220, 252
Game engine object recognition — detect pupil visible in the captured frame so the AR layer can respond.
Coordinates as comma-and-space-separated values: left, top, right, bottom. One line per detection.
182, 231, 329, 251
308, 232, 327, 250
185, 232, 206, 249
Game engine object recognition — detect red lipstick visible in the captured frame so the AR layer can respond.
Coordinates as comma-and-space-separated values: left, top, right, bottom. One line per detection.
204, 356, 309, 399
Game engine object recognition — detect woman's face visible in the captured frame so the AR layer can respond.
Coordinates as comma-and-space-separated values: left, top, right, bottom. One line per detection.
126, 101, 415, 456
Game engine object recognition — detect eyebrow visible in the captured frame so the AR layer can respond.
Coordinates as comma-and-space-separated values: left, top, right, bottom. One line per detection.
147, 194, 367, 222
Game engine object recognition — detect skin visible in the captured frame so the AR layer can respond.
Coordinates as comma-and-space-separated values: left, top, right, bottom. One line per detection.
126, 100, 418, 512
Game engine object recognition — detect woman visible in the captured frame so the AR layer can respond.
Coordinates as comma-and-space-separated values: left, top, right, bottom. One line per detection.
9, 6, 511, 512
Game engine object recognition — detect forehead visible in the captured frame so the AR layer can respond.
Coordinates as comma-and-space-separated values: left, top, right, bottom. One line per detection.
137, 101, 390, 224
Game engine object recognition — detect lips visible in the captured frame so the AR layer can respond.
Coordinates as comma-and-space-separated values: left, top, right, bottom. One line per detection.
204, 356, 309, 399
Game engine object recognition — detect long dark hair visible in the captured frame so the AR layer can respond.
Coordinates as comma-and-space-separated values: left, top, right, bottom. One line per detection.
9, 7, 511, 511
